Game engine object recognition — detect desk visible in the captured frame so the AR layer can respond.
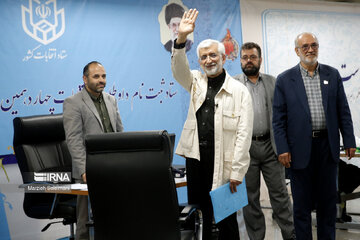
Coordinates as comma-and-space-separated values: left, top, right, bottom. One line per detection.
45, 189, 89, 196
340, 153, 360, 158
43, 177, 187, 196
175, 176, 187, 188
43, 177, 187, 240
19, 171, 187, 240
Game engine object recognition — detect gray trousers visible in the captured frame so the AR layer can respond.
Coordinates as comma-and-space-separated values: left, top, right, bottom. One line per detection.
75, 179, 89, 240
243, 139, 295, 240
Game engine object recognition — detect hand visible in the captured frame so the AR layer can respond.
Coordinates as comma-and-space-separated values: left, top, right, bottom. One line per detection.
81, 173, 87, 183
176, 8, 199, 44
345, 148, 356, 160
229, 179, 242, 193
278, 152, 291, 168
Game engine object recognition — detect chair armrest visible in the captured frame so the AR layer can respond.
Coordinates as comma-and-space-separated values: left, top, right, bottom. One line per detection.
341, 192, 360, 202
179, 204, 200, 222
86, 220, 94, 227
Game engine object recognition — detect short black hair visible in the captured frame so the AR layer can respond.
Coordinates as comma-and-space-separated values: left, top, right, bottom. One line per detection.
165, 3, 184, 24
241, 42, 262, 58
83, 61, 102, 77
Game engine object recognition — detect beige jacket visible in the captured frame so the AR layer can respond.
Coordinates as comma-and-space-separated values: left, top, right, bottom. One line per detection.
171, 47, 253, 190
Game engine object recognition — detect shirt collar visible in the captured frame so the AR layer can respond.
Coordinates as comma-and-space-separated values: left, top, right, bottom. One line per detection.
299, 63, 319, 77
207, 69, 226, 89
208, 69, 226, 82
244, 72, 262, 84
85, 87, 103, 102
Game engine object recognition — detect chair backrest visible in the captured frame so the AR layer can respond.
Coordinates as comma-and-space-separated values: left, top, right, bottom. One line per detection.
13, 114, 73, 218
169, 133, 175, 163
86, 130, 181, 240
13, 113, 72, 176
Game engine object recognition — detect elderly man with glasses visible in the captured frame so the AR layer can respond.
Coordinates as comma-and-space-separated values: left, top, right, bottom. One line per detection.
171, 8, 253, 239
273, 32, 356, 240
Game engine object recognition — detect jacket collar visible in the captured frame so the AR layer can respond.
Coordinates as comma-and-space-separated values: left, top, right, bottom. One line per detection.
80, 88, 104, 129
290, 63, 329, 117
218, 70, 234, 95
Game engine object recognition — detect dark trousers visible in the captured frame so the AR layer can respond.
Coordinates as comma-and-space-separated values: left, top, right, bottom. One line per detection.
186, 146, 240, 240
290, 137, 337, 240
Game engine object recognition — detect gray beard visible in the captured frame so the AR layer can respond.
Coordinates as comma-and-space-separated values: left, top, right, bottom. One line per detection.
204, 58, 223, 76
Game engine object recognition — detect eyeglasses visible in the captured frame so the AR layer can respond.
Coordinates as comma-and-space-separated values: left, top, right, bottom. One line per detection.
298, 43, 319, 52
240, 55, 259, 61
200, 53, 219, 61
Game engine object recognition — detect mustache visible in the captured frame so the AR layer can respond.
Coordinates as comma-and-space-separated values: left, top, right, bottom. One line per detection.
244, 63, 258, 69
242, 64, 260, 76
205, 63, 217, 67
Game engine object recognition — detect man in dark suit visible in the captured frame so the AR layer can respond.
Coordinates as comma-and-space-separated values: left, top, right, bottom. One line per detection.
272, 32, 356, 240
63, 61, 123, 239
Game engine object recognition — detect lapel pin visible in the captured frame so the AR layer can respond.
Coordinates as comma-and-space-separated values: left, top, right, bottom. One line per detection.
323, 80, 328, 85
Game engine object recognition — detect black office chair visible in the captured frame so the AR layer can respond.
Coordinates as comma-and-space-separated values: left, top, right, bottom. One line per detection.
13, 114, 76, 239
336, 159, 360, 230
86, 130, 202, 240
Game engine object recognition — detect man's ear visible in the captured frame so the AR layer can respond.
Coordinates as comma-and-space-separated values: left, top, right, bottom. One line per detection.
222, 54, 226, 64
295, 47, 300, 57
83, 75, 87, 85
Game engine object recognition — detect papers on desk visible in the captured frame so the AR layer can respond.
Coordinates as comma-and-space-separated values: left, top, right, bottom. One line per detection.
210, 179, 248, 224
174, 176, 186, 184
71, 183, 88, 191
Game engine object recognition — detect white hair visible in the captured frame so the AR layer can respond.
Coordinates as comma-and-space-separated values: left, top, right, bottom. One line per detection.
196, 39, 225, 58
294, 32, 318, 47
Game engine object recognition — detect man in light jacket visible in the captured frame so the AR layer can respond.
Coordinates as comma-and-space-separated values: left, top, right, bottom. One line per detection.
171, 9, 253, 240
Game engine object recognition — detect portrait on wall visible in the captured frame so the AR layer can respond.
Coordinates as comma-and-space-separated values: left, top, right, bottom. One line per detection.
158, 0, 194, 53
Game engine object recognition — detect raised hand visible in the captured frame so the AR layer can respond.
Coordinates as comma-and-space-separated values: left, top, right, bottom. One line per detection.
176, 8, 199, 44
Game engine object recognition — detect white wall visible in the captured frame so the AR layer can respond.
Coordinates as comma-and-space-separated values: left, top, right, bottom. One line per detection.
240, 0, 360, 204
241, 0, 360, 140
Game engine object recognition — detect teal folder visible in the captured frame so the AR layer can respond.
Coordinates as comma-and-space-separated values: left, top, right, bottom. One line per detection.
209, 179, 248, 223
